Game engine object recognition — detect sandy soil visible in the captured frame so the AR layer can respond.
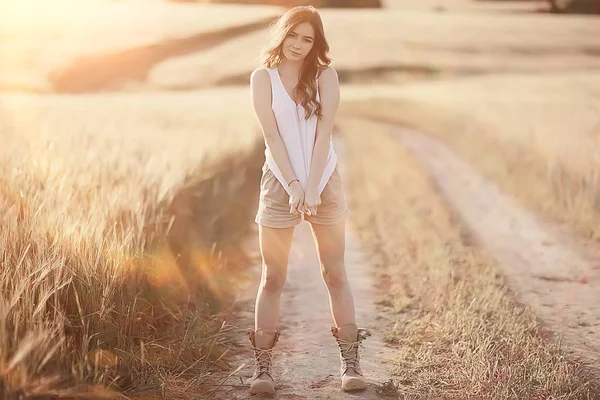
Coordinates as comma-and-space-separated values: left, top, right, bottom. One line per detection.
389, 124, 600, 381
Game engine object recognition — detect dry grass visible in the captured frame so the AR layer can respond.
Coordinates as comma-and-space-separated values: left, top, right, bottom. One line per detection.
4, 1, 600, 92
340, 117, 596, 399
148, 8, 600, 89
340, 71, 600, 241
0, 90, 263, 398
0, 0, 281, 92
2, 0, 600, 396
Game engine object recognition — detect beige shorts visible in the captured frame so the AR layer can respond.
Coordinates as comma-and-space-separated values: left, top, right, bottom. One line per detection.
255, 161, 350, 229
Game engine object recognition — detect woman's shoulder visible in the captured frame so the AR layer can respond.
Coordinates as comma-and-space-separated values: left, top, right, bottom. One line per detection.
251, 67, 271, 78
250, 68, 273, 87
317, 66, 338, 80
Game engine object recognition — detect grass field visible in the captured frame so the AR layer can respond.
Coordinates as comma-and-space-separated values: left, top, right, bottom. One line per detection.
340, 71, 600, 241
148, 8, 600, 89
0, 89, 264, 398
340, 117, 596, 398
0, 0, 281, 92
2, 0, 600, 397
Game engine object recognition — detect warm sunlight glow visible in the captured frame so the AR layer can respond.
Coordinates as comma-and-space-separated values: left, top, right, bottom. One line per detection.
1, 0, 160, 34
2, 0, 87, 29
2, 0, 600, 397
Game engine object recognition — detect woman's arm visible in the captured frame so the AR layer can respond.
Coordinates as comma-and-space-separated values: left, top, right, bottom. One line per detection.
306, 67, 340, 196
250, 68, 298, 188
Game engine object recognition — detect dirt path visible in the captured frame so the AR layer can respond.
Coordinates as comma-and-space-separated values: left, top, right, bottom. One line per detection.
214, 138, 392, 399
213, 122, 600, 398
389, 124, 600, 381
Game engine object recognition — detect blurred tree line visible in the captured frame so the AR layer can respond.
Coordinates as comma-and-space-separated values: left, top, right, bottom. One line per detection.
170, 0, 382, 7
169, 0, 599, 14
546, 0, 599, 13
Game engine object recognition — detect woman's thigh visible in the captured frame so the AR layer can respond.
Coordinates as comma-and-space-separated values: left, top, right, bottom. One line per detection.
308, 220, 346, 275
258, 225, 296, 278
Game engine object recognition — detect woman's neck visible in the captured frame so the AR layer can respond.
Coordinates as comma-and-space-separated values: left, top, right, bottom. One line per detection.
278, 59, 304, 78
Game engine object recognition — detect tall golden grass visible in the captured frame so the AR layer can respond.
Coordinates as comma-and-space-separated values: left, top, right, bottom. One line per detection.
0, 94, 263, 398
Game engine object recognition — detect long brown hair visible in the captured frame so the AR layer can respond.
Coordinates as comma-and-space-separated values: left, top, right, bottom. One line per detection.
259, 6, 332, 120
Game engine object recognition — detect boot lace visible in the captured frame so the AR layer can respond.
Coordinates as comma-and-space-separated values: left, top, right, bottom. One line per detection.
336, 338, 363, 375
335, 328, 370, 376
251, 346, 274, 378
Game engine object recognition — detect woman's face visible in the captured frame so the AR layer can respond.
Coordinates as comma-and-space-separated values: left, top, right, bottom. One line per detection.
281, 22, 315, 61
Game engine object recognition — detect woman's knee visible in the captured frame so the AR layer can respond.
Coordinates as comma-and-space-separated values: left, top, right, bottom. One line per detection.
321, 264, 348, 289
261, 268, 287, 293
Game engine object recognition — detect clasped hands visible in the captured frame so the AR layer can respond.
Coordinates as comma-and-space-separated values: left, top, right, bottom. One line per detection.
288, 181, 320, 216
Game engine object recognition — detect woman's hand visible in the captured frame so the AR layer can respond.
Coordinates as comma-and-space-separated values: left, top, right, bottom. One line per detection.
288, 181, 305, 215
302, 187, 321, 216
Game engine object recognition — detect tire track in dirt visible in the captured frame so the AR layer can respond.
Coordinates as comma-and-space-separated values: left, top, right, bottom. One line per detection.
389, 124, 600, 383
214, 136, 392, 399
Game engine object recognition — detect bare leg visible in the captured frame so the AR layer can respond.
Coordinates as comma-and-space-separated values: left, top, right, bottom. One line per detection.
254, 225, 295, 331
309, 220, 356, 327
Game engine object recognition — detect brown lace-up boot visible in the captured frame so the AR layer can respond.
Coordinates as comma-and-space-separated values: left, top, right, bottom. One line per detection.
331, 322, 371, 391
247, 328, 280, 396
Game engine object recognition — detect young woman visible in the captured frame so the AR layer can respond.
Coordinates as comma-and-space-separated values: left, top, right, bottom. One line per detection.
247, 5, 370, 396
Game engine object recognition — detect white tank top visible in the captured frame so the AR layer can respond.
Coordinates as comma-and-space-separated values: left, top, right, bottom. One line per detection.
264, 67, 337, 196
